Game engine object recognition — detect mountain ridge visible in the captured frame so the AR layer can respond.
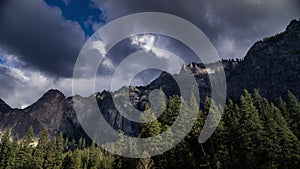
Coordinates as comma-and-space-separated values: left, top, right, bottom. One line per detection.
0, 18, 299, 139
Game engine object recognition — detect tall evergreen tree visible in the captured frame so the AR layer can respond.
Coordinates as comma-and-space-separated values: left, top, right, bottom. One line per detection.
69, 149, 82, 169
139, 104, 162, 155
222, 99, 241, 168
0, 129, 12, 168
32, 130, 48, 169
6, 134, 20, 169
88, 141, 101, 168
18, 126, 34, 168
55, 132, 64, 168
44, 138, 57, 169
286, 91, 300, 138
237, 90, 266, 169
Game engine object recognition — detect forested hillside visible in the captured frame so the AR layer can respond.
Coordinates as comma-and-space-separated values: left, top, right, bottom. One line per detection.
1, 90, 299, 169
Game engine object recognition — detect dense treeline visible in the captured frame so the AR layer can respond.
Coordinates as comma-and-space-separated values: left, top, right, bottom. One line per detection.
0, 127, 114, 169
0, 89, 300, 169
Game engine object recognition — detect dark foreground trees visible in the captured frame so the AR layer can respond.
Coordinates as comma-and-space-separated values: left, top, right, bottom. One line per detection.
0, 90, 300, 169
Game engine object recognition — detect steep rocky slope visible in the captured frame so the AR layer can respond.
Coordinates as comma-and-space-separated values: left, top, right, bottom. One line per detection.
149, 19, 300, 102
227, 19, 300, 100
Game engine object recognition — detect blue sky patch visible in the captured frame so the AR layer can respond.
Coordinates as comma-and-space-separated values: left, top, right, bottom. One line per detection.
0, 56, 5, 65
45, 0, 105, 36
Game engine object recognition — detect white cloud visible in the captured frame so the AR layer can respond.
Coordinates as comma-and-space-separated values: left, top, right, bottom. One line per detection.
93, 40, 107, 56
102, 58, 115, 69
0, 64, 118, 108
91, 40, 115, 69
0, 63, 73, 108
0, 50, 26, 68
131, 34, 172, 59
131, 34, 155, 52
7, 66, 30, 83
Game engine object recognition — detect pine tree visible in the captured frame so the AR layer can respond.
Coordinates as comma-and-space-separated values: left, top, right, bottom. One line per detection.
139, 104, 162, 154
55, 132, 64, 168
256, 97, 281, 168
18, 126, 34, 168
101, 153, 114, 169
237, 90, 266, 168
286, 91, 300, 138
69, 149, 82, 169
188, 94, 207, 168
222, 99, 241, 168
78, 137, 86, 150
270, 104, 300, 168
32, 130, 48, 169
43, 138, 57, 169
278, 97, 289, 124
88, 141, 100, 168
6, 134, 20, 168
159, 96, 181, 126
0, 129, 12, 168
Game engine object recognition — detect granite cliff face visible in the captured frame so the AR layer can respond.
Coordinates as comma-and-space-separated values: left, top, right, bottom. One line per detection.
0, 19, 299, 139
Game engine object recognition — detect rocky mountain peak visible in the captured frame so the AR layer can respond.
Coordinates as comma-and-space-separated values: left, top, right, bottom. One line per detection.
286, 19, 300, 32
42, 89, 65, 100
0, 98, 12, 113
27, 89, 64, 108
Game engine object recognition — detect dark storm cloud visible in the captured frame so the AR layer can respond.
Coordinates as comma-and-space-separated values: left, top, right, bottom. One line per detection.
0, 0, 85, 77
0, 63, 74, 108
93, 0, 300, 59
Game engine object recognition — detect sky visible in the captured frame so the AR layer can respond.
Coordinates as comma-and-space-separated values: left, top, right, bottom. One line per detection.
0, 0, 299, 108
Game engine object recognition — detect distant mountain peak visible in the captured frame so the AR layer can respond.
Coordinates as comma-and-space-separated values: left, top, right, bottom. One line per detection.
44, 89, 65, 97
36, 89, 65, 103
0, 98, 12, 113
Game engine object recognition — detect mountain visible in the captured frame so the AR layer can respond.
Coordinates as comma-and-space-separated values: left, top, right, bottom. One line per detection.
0, 89, 139, 139
149, 19, 300, 102
0, 19, 299, 140
227, 19, 300, 100
0, 90, 78, 138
